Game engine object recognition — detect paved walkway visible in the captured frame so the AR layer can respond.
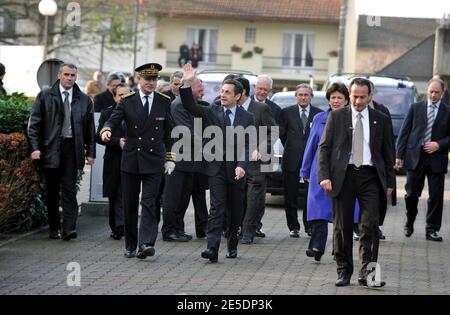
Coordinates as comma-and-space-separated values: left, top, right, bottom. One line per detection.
0, 167, 449, 295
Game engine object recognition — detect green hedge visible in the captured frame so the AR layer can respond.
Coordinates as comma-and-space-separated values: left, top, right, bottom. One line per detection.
0, 93, 33, 134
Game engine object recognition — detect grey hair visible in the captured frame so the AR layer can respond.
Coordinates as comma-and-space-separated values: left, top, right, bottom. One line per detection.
295, 83, 314, 96
58, 63, 78, 73
256, 74, 273, 89
170, 71, 184, 83
429, 77, 445, 91
106, 72, 121, 85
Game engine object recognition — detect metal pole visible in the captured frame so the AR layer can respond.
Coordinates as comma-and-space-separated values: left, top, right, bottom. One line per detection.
337, 0, 348, 75
132, 0, 140, 73
43, 15, 49, 60
100, 34, 105, 73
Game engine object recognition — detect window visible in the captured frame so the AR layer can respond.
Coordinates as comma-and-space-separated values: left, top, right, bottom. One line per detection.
0, 16, 4, 33
245, 27, 256, 43
186, 27, 218, 63
109, 19, 133, 45
0, 15, 15, 34
282, 31, 315, 68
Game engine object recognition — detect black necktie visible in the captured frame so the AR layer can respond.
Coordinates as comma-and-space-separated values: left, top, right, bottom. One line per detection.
225, 109, 232, 126
62, 91, 71, 137
143, 95, 149, 116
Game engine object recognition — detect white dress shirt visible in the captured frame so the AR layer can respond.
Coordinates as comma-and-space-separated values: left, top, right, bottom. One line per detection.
349, 105, 372, 166
241, 97, 251, 111
139, 90, 154, 115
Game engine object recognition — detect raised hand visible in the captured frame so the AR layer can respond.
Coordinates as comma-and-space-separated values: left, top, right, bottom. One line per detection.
182, 63, 195, 85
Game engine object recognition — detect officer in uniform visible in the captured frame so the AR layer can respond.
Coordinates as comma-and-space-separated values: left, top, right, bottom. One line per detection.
100, 63, 176, 259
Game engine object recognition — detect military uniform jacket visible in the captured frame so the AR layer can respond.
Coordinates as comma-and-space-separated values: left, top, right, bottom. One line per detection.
102, 91, 174, 174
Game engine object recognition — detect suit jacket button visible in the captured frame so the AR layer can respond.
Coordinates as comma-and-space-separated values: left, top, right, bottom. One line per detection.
155, 127, 158, 130
139, 137, 142, 140
150, 149, 153, 152
135, 125, 138, 129
151, 138, 154, 141
137, 148, 141, 151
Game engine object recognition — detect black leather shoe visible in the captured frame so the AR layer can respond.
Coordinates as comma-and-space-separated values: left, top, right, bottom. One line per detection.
306, 228, 313, 237
306, 248, 323, 262
358, 277, 386, 288
136, 244, 155, 259
49, 230, 61, 239
335, 275, 351, 287
226, 250, 237, 259
378, 228, 386, 240
404, 226, 414, 237
196, 232, 206, 239
201, 248, 218, 263
178, 232, 193, 240
61, 230, 77, 241
426, 231, 443, 242
163, 233, 189, 242
255, 230, 265, 238
124, 250, 136, 258
241, 235, 253, 245
290, 229, 300, 238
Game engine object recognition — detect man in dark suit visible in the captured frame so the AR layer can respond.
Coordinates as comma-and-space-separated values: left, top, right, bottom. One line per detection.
93, 72, 122, 112
318, 78, 395, 287
96, 83, 130, 240
28, 63, 96, 240
236, 77, 276, 244
180, 64, 254, 262
253, 74, 282, 126
395, 78, 450, 242
100, 63, 176, 259
280, 84, 322, 238
161, 75, 206, 242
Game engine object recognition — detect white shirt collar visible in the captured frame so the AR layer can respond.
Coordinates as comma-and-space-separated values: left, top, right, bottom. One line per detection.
224, 105, 237, 115
298, 104, 311, 114
241, 97, 251, 111
351, 105, 369, 119
428, 99, 440, 108
139, 89, 153, 104
59, 84, 73, 98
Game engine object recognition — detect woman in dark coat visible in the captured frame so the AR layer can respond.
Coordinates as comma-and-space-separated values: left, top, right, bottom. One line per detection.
96, 84, 129, 239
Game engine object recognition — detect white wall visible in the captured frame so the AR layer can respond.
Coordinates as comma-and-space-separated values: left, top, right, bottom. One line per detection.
0, 45, 43, 97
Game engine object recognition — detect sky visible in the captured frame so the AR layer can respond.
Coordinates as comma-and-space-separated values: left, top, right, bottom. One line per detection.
356, 0, 450, 19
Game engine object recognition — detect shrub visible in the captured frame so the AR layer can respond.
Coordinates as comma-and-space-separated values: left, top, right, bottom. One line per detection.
242, 51, 253, 59
253, 46, 264, 54
230, 44, 243, 53
0, 133, 46, 233
0, 93, 33, 134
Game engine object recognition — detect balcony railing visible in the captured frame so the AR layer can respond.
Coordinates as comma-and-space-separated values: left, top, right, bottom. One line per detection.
161, 50, 336, 77
166, 51, 232, 69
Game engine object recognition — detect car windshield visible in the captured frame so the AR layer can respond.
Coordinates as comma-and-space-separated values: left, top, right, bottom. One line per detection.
372, 86, 415, 116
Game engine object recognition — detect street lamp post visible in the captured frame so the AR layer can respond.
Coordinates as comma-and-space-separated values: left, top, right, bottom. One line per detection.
39, 0, 58, 61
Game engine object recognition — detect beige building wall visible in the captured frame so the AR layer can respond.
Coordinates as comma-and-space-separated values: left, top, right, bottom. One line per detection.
343, 0, 357, 73
154, 17, 338, 82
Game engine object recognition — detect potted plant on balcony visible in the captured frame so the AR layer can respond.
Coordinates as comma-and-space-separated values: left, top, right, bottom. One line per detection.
242, 50, 253, 59
230, 44, 243, 53
253, 46, 264, 54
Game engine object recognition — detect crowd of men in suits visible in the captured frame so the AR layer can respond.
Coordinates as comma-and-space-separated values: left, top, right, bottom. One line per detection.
27, 60, 450, 288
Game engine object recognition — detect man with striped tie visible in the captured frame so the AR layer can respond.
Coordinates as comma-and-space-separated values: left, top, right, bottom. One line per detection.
396, 78, 450, 242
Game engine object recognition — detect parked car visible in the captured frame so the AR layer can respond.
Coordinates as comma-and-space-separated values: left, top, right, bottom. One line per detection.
266, 90, 328, 196
196, 70, 257, 104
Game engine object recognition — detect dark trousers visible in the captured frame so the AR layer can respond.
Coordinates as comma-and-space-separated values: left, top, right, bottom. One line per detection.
207, 166, 245, 252
107, 184, 124, 233
44, 138, 78, 234
308, 220, 328, 254
162, 170, 194, 236
155, 173, 165, 224
190, 174, 208, 236
242, 171, 267, 238
405, 152, 445, 234
283, 171, 309, 231
121, 171, 162, 252
333, 166, 380, 278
